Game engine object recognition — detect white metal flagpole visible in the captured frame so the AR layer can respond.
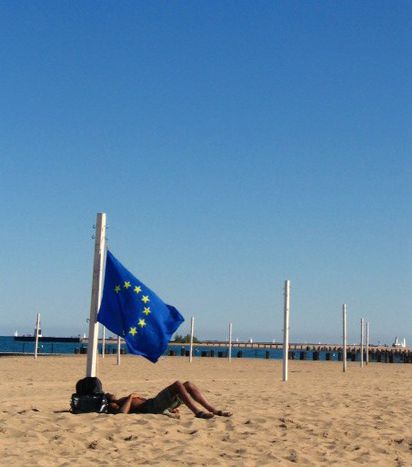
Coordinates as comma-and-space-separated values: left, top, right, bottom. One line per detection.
189, 316, 195, 363
342, 304, 347, 372
366, 321, 369, 365
228, 322, 233, 362
34, 313, 40, 360
360, 318, 364, 368
101, 326, 106, 358
117, 336, 121, 365
282, 280, 290, 382
86, 212, 107, 377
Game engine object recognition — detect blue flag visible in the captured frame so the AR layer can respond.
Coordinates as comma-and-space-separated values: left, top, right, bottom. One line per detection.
97, 250, 184, 363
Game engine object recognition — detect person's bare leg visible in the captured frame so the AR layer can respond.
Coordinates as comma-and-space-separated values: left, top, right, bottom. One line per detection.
182, 381, 216, 412
183, 381, 232, 416
169, 381, 214, 418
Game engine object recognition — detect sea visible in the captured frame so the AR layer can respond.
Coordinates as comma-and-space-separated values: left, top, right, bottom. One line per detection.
0, 335, 355, 362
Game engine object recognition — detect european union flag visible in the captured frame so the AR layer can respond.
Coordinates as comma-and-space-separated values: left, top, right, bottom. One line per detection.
97, 251, 184, 363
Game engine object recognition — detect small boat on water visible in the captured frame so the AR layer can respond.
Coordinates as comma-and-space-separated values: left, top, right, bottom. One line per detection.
13, 325, 82, 343
14, 335, 82, 343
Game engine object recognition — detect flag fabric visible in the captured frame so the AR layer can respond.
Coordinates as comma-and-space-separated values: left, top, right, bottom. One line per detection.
97, 250, 184, 363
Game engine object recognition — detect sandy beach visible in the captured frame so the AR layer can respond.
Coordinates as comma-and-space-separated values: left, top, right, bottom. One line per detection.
0, 355, 411, 466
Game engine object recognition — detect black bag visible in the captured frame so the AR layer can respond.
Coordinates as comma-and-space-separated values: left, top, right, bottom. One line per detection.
75, 377, 103, 396
70, 393, 109, 414
71, 377, 108, 414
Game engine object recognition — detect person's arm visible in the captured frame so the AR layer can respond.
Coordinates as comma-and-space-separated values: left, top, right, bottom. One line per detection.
117, 393, 142, 414
118, 394, 134, 414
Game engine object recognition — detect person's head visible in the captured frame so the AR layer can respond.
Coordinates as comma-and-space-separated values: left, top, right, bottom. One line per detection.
105, 393, 119, 414
105, 393, 116, 403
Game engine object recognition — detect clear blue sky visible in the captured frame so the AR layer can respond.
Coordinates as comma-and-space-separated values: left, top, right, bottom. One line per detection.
0, 1, 410, 345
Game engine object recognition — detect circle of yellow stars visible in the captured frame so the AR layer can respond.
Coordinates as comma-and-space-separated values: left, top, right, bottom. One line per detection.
113, 280, 152, 337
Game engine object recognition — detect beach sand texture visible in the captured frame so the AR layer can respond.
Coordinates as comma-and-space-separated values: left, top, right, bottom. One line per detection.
0, 356, 411, 466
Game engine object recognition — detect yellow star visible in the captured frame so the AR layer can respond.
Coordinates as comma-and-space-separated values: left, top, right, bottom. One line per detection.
143, 307, 151, 316
134, 285, 142, 294
114, 285, 121, 293
138, 318, 146, 328
124, 281, 131, 289
141, 295, 150, 304
129, 327, 137, 336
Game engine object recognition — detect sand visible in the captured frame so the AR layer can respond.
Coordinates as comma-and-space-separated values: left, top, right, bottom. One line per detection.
0, 355, 411, 466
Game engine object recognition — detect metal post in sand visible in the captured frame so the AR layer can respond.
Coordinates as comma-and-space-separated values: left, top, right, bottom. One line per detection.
228, 322, 233, 362
102, 326, 106, 358
366, 321, 369, 365
86, 212, 107, 377
282, 280, 290, 382
360, 318, 364, 368
34, 313, 40, 360
189, 316, 195, 363
117, 335, 121, 365
342, 304, 347, 372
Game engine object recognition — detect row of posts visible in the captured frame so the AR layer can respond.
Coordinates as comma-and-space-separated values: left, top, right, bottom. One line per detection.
33, 269, 374, 378
186, 280, 292, 383
344, 308, 370, 371
81, 213, 380, 379
173, 348, 396, 361
185, 281, 374, 382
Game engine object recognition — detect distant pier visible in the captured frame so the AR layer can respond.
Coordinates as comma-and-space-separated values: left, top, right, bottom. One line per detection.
168, 341, 412, 363
3, 338, 411, 363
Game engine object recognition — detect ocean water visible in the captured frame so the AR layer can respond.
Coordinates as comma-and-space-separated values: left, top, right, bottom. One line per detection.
0, 336, 407, 363
0, 336, 119, 355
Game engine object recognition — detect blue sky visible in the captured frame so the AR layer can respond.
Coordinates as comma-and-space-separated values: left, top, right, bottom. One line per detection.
0, 1, 410, 345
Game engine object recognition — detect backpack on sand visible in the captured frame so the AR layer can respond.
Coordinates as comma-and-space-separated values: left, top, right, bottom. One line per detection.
75, 376, 103, 395
70, 377, 108, 414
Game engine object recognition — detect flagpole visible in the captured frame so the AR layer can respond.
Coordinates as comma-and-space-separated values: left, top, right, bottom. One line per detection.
86, 212, 107, 377
282, 280, 290, 382
228, 322, 233, 362
189, 316, 194, 363
34, 313, 40, 360
117, 336, 121, 365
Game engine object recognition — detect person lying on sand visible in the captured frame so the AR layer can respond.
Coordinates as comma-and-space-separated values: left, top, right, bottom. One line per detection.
106, 380, 232, 419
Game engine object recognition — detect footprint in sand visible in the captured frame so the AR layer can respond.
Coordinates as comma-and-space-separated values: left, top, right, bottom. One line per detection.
287, 450, 298, 463
181, 421, 194, 429
87, 440, 98, 449
223, 419, 235, 431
